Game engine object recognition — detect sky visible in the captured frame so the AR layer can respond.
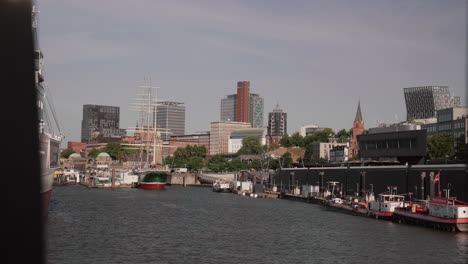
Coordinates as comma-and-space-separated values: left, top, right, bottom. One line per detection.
37, 0, 467, 145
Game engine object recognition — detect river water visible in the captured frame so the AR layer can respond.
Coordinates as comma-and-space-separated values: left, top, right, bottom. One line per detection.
46, 185, 468, 264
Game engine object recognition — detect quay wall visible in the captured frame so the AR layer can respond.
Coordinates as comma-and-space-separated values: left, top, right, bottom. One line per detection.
272, 164, 468, 203
167, 173, 197, 185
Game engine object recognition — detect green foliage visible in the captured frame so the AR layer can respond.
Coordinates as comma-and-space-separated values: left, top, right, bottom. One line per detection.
208, 154, 229, 172
103, 142, 139, 160
267, 159, 280, 170
427, 133, 455, 160
237, 136, 264, 155
337, 135, 349, 143
279, 133, 292, 147
188, 156, 204, 171
227, 159, 246, 171
289, 132, 304, 147
61, 149, 75, 159
88, 148, 101, 158
165, 145, 208, 169
349, 154, 360, 161
279, 152, 293, 168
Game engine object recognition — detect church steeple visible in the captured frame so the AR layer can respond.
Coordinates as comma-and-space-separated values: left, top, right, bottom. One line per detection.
354, 100, 363, 122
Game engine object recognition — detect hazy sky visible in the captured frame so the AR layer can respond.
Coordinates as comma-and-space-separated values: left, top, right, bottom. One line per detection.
37, 0, 467, 144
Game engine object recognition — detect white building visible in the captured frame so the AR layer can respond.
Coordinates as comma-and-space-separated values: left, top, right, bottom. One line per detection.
300, 125, 323, 137
228, 128, 267, 153
313, 141, 349, 161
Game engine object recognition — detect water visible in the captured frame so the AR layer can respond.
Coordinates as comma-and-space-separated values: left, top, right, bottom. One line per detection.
47, 185, 468, 264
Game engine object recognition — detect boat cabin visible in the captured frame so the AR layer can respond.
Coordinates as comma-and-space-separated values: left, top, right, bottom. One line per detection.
369, 194, 405, 212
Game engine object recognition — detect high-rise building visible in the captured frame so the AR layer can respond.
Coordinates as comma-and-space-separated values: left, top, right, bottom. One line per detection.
404, 86, 460, 120
237, 81, 250, 123
267, 103, 287, 144
249, 93, 264, 128
348, 101, 364, 158
81, 104, 126, 143
209, 121, 251, 155
155, 101, 185, 141
220, 81, 264, 128
220, 94, 237, 122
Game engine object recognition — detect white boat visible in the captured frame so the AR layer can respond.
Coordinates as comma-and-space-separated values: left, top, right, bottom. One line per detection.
212, 181, 231, 193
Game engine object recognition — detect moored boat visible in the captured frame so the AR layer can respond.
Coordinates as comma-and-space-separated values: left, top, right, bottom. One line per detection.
212, 180, 231, 193
136, 170, 168, 189
34, 5, 62, 219
392, 196, 468, 232
368, 194, 406, 219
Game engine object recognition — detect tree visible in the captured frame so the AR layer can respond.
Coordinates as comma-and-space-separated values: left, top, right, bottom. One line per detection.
227, 159, 246, 171
279, 133, 292, 147
103, 142, 125, 160
279, 152, 293, 168
208, 154, 229, 172
237, 136, 263, 155
336, 129, 350, 139
188, 156, 204, 171
61, 149, 75, 159
289, 132, 304, 147
88, 148, 101, 158
427, 133, 455, 160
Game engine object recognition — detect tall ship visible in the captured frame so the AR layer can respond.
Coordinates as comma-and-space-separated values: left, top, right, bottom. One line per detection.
124, 77, 169, 189
33, 5, 63, 217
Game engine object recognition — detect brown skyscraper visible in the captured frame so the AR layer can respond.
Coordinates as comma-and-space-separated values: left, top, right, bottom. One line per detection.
349, 101, 364, 159
236, 81, 250, 123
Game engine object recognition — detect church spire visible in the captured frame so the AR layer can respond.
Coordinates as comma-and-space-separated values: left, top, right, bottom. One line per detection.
354, 101, 363, 122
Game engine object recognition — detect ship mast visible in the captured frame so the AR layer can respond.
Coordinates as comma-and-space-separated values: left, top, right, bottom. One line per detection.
127, 76, 165, 169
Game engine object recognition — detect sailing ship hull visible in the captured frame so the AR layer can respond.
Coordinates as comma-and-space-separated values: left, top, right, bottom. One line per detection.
137, 182, 166, 189
136, 170, 168, 190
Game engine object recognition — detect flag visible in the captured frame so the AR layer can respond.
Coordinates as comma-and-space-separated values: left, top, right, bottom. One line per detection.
434, 171, 440, 182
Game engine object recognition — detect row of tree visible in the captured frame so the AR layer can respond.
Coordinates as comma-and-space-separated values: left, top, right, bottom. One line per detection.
60, 131, 467, 169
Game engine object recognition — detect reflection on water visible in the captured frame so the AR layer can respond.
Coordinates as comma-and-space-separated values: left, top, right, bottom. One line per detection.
47, 185, 468, 264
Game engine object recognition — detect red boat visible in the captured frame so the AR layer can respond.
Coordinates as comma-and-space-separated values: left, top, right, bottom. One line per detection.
393, 196, 468, 232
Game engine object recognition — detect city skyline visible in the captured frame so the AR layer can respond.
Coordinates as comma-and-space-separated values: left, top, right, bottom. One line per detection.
37, 0, 466, 144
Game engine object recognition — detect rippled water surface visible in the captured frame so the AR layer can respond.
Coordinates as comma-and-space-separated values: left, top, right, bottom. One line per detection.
47, 185, 468, 264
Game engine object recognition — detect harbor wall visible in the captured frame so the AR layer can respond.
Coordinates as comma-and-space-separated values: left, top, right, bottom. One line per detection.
167, 173, 197, 185
272, 164, 468, 203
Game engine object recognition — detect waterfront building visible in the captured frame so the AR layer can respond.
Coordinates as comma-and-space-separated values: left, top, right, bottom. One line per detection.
300, 125, 323, 137
167, 132, 210, 156
81, 104, 126, 143
357, 129, 427, 165
228, 128, 267, 153
404, 86, 460, 120
209, 121, 251, 155
348, 101, 364, 159
313, 141, 349, 161
220, 81, 264, 128
423, 107, 468, 144
155, 101, 185, 141
329, 145, 349, 163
